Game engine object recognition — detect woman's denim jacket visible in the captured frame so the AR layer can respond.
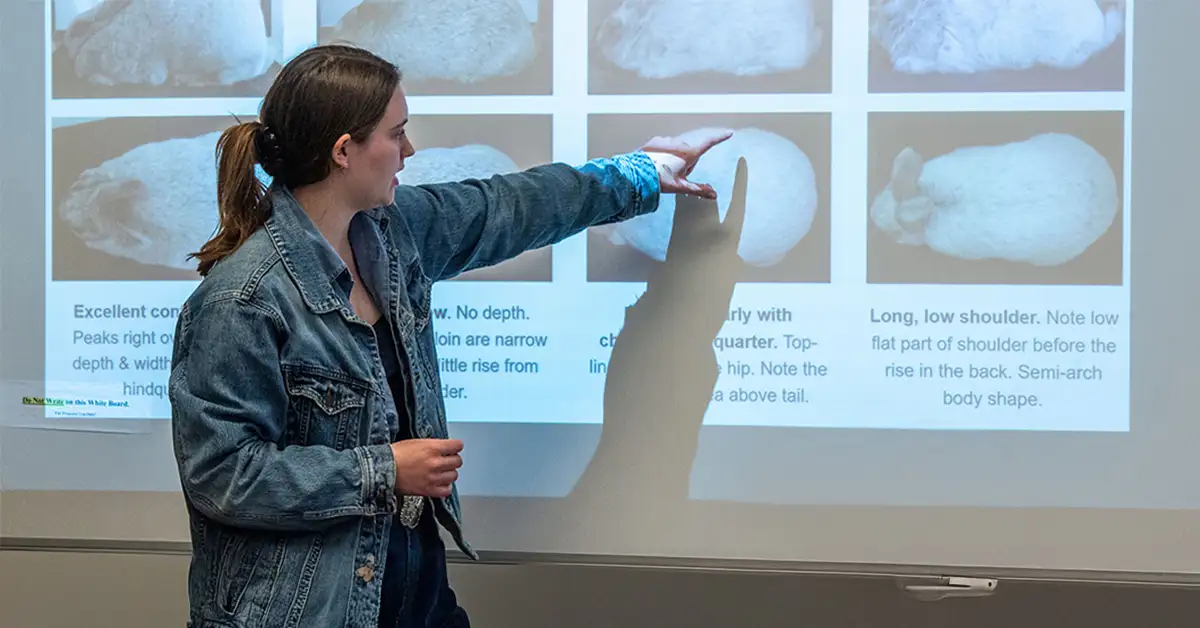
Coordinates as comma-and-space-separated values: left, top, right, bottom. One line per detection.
169, 152, 661, 627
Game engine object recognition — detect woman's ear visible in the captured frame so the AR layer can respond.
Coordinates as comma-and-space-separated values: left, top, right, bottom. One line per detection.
331, 133, 353, 170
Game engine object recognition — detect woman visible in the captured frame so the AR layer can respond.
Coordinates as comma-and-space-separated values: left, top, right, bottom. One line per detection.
169, 43, 731, 628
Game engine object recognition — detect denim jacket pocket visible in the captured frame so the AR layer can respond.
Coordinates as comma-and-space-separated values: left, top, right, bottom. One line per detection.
283, 367, 370, 450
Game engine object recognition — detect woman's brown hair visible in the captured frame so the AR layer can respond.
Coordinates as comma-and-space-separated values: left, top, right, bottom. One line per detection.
190, 44, 401, 276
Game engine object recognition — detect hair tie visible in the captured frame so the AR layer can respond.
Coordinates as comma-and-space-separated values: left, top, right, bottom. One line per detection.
253, 123, 285, 175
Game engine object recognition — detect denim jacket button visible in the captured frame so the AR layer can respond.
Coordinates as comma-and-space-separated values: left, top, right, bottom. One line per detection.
356, 564, 375, 582
356, 555, 376, 582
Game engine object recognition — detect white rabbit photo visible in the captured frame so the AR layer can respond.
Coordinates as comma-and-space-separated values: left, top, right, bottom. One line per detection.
865, 111, 1125, 286
51, 117, 237, 281
51, 0, 281, 99
588, 0, 833, 95
868, 0, 1128, 93
317, 0, 554, 95
586, 114, 831, 284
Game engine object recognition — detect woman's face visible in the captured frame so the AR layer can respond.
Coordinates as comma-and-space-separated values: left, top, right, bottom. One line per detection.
337, 86, 415, 210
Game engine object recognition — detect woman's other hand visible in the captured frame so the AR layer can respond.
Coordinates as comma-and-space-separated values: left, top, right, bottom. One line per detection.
641, 130, 734, 200
391, 438, 464, 498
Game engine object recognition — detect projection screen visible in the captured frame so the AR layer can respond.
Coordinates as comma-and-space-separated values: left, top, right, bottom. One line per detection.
4, 0, 1200, 580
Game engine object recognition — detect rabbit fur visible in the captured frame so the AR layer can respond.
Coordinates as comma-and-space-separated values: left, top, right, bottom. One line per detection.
609, 127, 818, 268
396, 144, 520, 186
63, 0, 275, 87
870, 0, 1124, 74
59, 130, 225, 270
597, 0, 822, 78
328, 0, 537, 83
869, 132, 1120, 266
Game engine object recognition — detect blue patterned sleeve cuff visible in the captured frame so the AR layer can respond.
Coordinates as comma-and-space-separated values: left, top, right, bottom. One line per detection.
580, 151, 662, 217
614, 151, 662, 202
357, 443, 398, 515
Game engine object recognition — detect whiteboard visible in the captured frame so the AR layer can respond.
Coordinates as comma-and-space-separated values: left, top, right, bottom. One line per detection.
5, 0, 1200, 582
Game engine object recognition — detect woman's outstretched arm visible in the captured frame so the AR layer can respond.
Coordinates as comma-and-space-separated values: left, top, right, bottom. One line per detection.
391, 132, 731, 282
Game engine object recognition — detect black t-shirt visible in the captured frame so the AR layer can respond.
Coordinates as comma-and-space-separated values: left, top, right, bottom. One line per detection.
373, 316, 412, 625
373, 317, 412, 437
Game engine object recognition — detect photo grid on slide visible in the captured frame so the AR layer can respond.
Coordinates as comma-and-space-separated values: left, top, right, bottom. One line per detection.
42, 0, 1132, 433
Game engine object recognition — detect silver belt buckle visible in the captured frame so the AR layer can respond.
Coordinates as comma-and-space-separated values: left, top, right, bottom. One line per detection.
398, 495, 424, 528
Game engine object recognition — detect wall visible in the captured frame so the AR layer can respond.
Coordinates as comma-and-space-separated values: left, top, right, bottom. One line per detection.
2, 550, 1199, 627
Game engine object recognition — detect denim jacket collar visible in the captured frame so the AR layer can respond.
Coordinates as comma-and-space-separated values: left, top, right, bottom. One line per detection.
263, 184, 393, 318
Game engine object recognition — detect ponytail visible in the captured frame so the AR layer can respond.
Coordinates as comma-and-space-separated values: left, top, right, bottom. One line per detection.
190, 121, 271, 277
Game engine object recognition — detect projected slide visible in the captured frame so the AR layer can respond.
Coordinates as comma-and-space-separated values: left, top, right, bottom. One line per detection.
42, 0, 1131, 434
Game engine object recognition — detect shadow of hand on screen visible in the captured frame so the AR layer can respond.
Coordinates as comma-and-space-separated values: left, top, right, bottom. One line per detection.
566, 158, 748, 536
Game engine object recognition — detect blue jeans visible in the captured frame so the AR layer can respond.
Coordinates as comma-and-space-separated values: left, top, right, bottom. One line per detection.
377, 506, 469, 628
